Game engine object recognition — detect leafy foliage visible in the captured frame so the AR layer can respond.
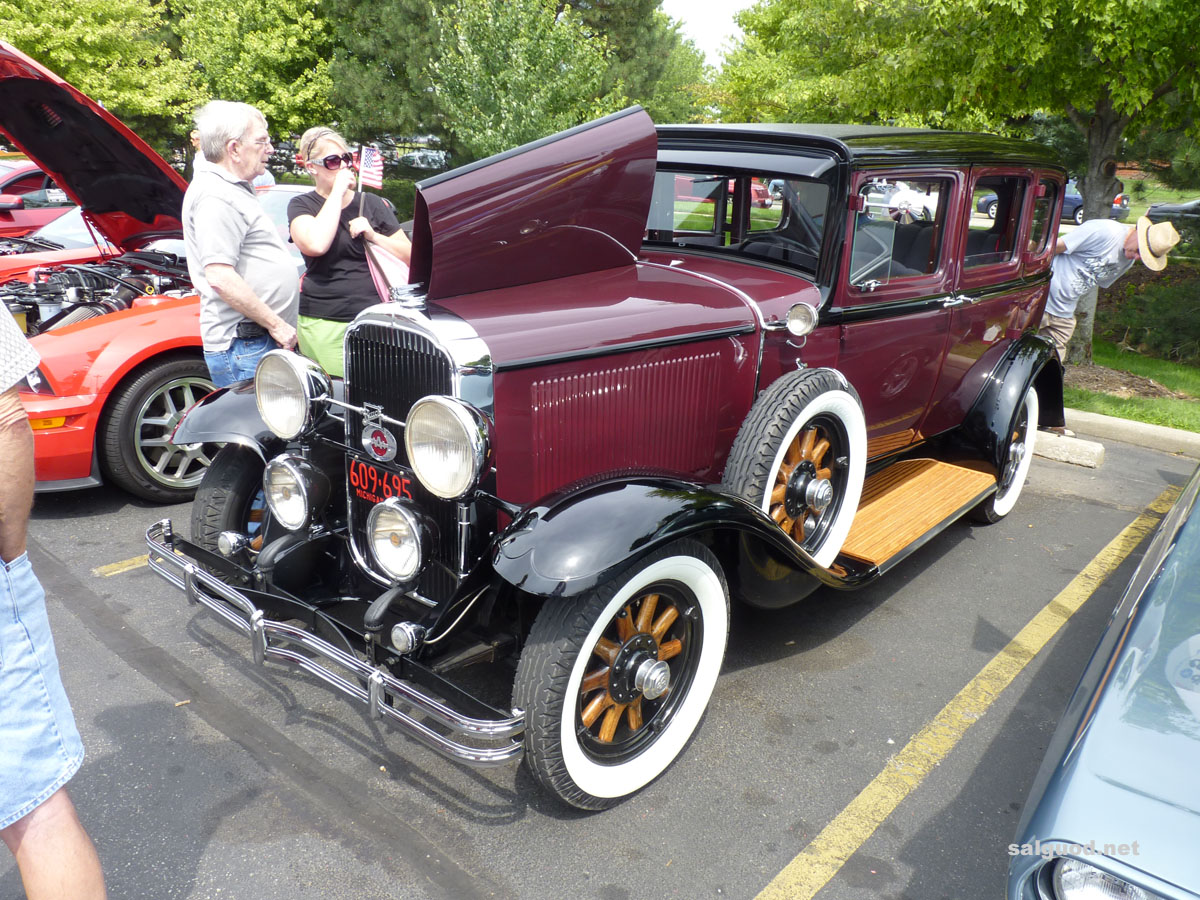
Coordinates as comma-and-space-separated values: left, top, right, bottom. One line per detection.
0, 0, 199, 150
428, 0, 628, 163
1097, 262, 1200, 365
175, 0, 335, 137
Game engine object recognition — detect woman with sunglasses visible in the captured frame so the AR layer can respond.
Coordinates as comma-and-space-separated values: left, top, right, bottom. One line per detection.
287, 126, 411, 376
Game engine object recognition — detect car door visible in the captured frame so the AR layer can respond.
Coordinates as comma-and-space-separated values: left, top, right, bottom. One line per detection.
830, 169, 963, 459
920, 166, 1042, 435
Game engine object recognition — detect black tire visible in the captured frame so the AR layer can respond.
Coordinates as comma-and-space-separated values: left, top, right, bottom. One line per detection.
98, 356, 216, 503
513, 540, 729, 810
191, 444, 266, 555
722, 368, 866, 568
1073, 206, 1084, 225
971, 386, 1038, 524
986, 201, 998, 219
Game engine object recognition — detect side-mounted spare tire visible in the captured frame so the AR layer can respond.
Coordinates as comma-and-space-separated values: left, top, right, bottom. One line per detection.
722, 368, 867, 568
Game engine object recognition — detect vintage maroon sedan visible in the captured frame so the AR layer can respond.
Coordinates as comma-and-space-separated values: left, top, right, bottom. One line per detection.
148, 108, 1065, 809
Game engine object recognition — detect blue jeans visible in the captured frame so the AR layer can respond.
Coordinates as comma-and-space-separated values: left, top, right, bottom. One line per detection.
204, 333, 278, 388
1, 553, 84, 829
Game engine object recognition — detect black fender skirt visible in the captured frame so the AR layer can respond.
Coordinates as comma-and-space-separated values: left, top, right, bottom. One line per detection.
959, 332, 1055, 471
489, 476, 875, 600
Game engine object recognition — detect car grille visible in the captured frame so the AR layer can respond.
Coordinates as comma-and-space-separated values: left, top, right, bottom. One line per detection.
344, 320, 458, 601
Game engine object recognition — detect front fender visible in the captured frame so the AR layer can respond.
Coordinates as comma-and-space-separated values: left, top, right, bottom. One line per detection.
960, 333, 1053, 471
173, 380, 280, 460
490, 476, 868, 600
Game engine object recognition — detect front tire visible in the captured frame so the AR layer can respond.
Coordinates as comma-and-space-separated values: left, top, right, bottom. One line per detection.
514, 540, 729, 810
99, 356, 215, 503
722, 369, 866, 568
191, 444, 266, 555
1073, 206, 1084, 226
986, 201, 998, 219
972, 385, 1037, 524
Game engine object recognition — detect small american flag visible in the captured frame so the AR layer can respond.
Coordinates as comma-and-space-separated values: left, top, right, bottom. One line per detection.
358, 145, 384, 190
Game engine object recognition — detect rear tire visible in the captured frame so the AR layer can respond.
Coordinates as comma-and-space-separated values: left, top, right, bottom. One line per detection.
972, 386, 1037, 524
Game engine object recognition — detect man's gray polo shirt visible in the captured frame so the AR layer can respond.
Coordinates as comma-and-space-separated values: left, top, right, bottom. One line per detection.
182, 163, 298, 352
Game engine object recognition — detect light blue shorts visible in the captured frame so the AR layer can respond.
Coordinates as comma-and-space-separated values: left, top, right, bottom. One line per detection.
0, 552, 83, 830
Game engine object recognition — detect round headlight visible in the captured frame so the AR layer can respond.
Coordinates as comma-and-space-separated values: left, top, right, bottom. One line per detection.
1054, 859, 1160, 900
255, 350, 331, 439
264, 457, 307, 530
786, 302, 818, 337
367, 498, 425, 583
404, 397, 487, 500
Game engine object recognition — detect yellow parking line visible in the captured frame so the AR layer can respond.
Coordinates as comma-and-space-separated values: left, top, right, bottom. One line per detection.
92, 555, 148, 577
756, 484, 1182, 900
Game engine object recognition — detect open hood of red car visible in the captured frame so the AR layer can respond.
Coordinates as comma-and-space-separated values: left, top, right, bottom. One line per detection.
409, 106, 658, 301
0, 41, 185, 250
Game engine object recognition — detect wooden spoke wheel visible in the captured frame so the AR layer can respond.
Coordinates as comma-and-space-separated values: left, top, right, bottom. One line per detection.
723, 368, 867, 568
514, 540, 729, 810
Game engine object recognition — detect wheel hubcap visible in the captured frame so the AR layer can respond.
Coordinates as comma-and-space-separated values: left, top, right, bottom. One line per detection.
770, 422, 841, 547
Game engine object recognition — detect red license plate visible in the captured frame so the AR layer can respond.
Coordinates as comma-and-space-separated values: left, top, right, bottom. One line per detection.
348, 458, 415, 505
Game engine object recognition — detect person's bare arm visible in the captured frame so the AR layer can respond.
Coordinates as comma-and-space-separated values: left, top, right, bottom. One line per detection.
348, 220, 412, 263
289, 167, 357, 256
204, 264, 297, 350
1052, 238, 1067, 256
0, 386, 34, 562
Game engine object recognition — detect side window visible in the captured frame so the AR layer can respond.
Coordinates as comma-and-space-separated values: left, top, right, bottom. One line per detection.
1028, 179, 1058, 254
20, 179, 73, 209
3, 172, 46, 196
646, 171, 725, 245
850, 177, 948, 288
966, 176, 1028, 268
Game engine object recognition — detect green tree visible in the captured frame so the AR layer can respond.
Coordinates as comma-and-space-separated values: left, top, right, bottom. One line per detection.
719, 0, 1200, 362
429, 0, 627, 163
175, 0, 334, 138
323, 0, 446, 144
0, 0, 199, 150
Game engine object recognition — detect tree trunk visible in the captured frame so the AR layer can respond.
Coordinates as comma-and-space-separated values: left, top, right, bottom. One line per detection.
1064, 93, 1131, 365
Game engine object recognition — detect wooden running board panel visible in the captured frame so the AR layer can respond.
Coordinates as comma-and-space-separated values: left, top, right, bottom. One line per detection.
840, 459, 996, 567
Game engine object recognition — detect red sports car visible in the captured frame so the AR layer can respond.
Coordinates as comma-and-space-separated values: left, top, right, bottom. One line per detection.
0, 155, 76, 237
0, 41, 304, 502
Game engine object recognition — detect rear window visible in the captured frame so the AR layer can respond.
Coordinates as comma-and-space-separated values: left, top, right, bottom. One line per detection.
645, 169, 830, 275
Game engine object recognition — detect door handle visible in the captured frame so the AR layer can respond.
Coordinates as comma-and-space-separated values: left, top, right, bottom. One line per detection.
941, 295, 965, 308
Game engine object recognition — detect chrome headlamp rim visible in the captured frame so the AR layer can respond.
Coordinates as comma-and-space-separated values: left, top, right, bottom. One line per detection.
263, 455, 312, 531
403, 395, 489, 501
255, 350, 333, 440
366, 497, 427, 584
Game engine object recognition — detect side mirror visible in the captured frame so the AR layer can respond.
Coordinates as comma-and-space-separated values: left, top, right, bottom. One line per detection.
0, 193, 25, 211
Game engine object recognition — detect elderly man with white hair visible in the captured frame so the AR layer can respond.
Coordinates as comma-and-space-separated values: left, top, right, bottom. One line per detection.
183, 100, 298, 387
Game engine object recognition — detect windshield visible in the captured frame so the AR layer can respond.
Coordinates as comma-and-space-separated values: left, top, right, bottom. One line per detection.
645, 168, 831, 275
31, 206, 103, 250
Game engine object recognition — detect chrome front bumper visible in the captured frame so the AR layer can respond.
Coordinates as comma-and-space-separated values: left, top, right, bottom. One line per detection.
145, 520, 524, 768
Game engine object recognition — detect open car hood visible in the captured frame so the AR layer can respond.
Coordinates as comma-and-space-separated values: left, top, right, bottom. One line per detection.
0, 41, 185, 251
408, 106, 657, 301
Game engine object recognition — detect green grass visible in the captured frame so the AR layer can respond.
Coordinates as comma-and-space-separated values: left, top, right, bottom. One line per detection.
1091, 340, 1200, 397
1066, 339, 1200, 432
1064, 387, 1200, 432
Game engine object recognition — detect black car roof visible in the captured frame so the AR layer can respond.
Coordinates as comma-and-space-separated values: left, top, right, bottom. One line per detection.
656, 123, 1064, 171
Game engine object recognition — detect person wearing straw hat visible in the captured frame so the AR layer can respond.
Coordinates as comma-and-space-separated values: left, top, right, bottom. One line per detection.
1036, 214, 1181, 435
287, 126, 411, 377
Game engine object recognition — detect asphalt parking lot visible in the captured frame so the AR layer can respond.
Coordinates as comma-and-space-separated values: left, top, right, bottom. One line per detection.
3, 428, 1195, 900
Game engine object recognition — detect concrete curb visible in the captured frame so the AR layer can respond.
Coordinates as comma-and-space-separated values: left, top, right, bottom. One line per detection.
1064, 409, 1200, 460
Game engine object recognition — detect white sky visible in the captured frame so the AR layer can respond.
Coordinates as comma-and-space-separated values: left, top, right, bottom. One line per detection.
660, 0, 759, 69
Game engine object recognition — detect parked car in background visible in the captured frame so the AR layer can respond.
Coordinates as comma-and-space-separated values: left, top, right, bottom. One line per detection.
1147, 197, 1200, 246
148, 108, 1064, 811
978, 177, 1128, 224
0, 156, 75, 236
0, 39, 304, 502
1008, 463, 1200, 900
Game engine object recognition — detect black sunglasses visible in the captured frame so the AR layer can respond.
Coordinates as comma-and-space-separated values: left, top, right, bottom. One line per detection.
310, 152, 354, 170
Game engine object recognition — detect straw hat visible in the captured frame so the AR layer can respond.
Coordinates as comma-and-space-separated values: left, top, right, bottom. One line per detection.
1136, 217, 1181, 271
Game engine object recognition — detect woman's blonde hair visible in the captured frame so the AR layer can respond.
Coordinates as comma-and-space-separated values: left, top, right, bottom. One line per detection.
298, 126, 348, 163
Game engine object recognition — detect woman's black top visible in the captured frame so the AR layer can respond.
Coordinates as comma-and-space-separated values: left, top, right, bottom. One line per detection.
286, 190, 402, 321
